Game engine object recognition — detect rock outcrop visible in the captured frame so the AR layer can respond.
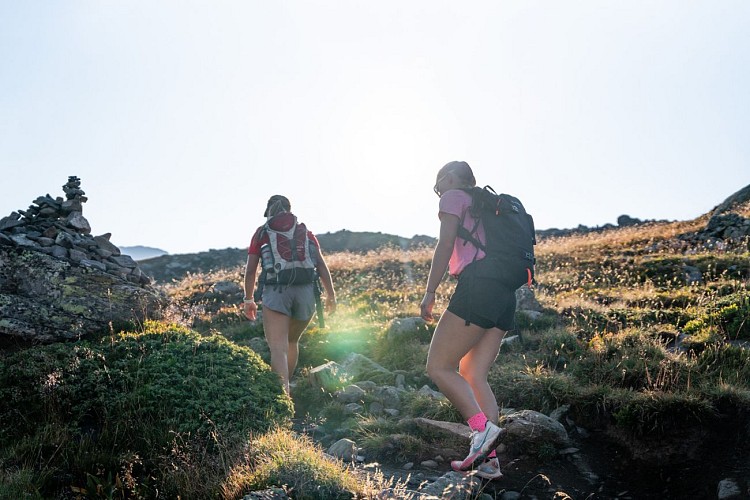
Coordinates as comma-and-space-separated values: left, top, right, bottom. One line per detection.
712, 184, 750, 216
0, 177, 164, 343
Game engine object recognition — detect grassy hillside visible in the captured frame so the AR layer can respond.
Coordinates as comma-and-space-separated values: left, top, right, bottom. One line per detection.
165, 202, 749, 493
146, 203, 750, 492
2, 199, 749, 498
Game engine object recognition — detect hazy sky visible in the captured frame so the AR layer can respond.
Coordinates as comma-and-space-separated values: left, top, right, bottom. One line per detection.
2, 2, 748, 254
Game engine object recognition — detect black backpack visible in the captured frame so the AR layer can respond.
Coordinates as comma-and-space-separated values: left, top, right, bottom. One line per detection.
457, 186, 536, 289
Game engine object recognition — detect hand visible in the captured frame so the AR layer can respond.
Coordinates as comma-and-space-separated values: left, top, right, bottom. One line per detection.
243, 300, 258, 321
325, 296, 337, 315
420, 291, 436, 322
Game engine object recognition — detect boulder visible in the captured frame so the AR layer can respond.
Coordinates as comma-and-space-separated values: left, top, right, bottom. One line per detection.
307, 361, 346, 392
717, 478, 742, 500
0, 247, 164, 343
242, 488, 289, 500
412, 417, 471, 439
515, 285, 543, 313
502, 409, 570, 447
417, 385, 446, 400
327, 438, 358, 461
417, 471, 481, 498
617, 214, 641, 227
339, 352, 391, 380
386, 317, 430, 342
335, 384, 366, 404
371, 385, 401, 408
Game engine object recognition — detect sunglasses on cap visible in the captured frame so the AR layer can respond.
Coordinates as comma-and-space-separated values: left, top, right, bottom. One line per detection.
433, 170, 455, 197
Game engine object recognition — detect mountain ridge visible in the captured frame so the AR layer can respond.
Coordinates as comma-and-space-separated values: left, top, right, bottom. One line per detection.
136, 183, 750, 283
120, 245, 169, 261
136, 230, 437, 283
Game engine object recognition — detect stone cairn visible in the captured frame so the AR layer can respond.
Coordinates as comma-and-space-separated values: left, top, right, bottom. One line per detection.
0, 176, 150, 285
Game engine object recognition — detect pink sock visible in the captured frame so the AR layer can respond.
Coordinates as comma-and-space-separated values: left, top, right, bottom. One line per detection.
467, 412, 488, 432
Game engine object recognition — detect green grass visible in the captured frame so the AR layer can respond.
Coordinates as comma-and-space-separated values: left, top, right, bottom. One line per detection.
3, 218, 749, 497
221, 428, 405, 500
0, 322, 293, 498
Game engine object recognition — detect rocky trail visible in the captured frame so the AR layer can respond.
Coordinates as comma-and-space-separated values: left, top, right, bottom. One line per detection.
305, 420, 750, 499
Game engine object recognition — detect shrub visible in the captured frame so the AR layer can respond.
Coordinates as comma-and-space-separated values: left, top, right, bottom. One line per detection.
223, 429, 369, 500
681, 292, 750, 341
696, 343, 750, 386
401, 393, 462, 423
0, 321, 293, 497
515, 311, 559, 332
717, 297, 750, 340
613, 391, 715, 437
575, 331, 690, 392
354, 418, 428, 462
0, 468, 44, 499
489, 360, 578, 414
371, 332, 430, 373
537, 329, 585, 371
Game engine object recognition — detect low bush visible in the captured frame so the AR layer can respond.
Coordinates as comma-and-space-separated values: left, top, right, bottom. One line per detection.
0, 322, 293, 497
613, 391, 715, 437
223, 428, 399, 500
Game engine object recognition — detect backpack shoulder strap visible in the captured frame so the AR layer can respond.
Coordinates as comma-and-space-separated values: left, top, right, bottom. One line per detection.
456, 187, 486, 253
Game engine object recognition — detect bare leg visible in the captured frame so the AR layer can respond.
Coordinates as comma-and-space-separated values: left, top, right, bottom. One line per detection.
287, 317, 312, 382
262, 307, 293, 393
459, 327, 505, 423
426, 310, 492, 420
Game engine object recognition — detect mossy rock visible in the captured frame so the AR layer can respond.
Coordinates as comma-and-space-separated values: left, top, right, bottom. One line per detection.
0, 247, 165, 342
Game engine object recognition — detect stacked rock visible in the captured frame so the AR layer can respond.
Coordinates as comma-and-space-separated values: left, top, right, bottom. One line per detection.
0, 176, 150, 285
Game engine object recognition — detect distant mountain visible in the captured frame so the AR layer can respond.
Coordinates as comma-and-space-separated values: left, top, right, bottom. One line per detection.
315, 230, 436, 253
120, 246, 168, 261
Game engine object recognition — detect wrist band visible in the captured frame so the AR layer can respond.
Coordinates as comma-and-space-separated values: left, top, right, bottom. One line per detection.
426, 290, 436, 294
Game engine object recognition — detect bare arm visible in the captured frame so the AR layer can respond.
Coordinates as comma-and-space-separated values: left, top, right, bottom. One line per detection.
312, 245, 337, 313
420, 213, 460, 322
243, 253, 261, 320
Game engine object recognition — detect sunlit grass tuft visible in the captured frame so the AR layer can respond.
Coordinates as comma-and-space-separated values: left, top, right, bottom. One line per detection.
221, 428, 406, 500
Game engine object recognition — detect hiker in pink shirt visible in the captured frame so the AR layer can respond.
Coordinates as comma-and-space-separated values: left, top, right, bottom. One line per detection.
421, 161, 515, 480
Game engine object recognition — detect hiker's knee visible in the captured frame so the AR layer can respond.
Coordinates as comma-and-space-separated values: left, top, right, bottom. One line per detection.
426, 359, 448, 382
459, 366, 487, 387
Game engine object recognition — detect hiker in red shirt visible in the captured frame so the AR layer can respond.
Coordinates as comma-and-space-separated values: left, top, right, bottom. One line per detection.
421, 161, 514, 480
243, 195, 336, 394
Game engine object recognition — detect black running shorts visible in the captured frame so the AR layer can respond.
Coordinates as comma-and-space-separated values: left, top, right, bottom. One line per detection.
446, 263, 517, 331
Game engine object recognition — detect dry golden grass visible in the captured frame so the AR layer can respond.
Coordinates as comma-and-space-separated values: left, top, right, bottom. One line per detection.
536, 218, 708, 260
324, 246, 434, 271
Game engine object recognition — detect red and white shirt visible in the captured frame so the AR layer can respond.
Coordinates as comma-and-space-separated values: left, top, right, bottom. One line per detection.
248, 212, 320, 256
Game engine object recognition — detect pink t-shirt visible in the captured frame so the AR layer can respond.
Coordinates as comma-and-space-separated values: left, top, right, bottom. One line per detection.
439, 189, 486, 276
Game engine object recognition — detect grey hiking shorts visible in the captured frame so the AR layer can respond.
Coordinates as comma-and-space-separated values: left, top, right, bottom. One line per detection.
262, 283, 315, 321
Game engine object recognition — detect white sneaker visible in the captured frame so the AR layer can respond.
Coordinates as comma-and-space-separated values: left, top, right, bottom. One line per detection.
450, 421, 504, 471
475, 457, 503, 480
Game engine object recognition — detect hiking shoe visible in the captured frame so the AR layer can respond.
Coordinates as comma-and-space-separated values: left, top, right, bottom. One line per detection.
475, 457, 503, 480
451, 421, 504, 471
450, 457, 503, 480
